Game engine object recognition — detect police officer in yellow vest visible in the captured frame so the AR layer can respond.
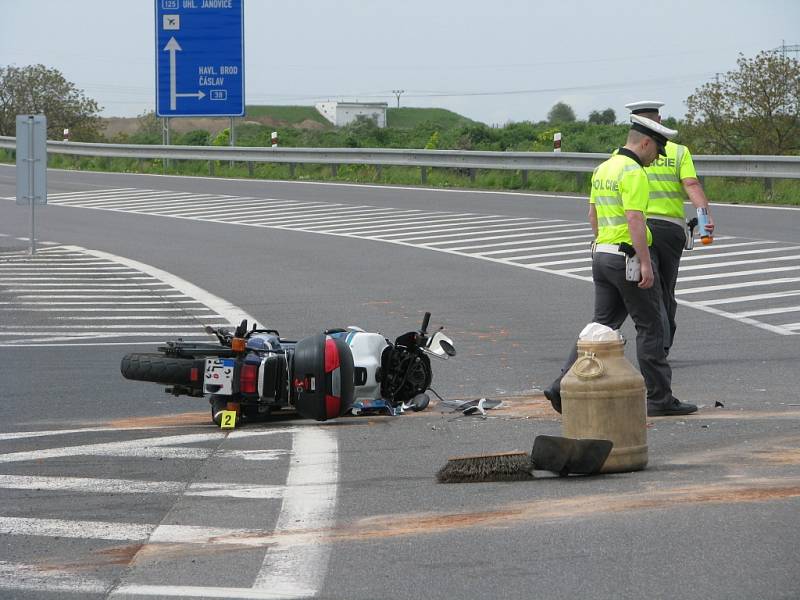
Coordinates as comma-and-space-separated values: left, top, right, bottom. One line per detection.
544, 115, 698, 417
625, 101, 715, 355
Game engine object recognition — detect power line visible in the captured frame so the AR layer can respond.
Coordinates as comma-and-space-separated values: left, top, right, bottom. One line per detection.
774, 40, 800, 56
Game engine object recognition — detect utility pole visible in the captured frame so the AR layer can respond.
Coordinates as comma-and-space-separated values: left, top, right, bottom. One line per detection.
774, 40, 800, 57
392, 89, 405, 108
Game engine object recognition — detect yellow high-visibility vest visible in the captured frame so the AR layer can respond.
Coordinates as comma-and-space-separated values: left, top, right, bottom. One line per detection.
644, 141, 698, 218
590, 153, 652, 246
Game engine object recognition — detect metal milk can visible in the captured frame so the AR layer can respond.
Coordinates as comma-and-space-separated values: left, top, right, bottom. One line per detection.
561, 338, 648, 473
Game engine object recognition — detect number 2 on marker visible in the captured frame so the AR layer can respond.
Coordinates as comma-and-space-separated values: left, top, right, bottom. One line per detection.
220, 410, 236, 429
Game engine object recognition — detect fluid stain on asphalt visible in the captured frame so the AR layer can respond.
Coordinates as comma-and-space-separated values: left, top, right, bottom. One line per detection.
26, 479, 799, 573
93, 544, 145, 566
37, 544, 144, 572
753, 448, 800, 465
104, 412, 210, 429
328, 480, 800, 541
669, 435, 800, 467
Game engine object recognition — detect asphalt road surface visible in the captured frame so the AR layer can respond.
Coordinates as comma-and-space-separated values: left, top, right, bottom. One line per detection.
0, 164, 798, 600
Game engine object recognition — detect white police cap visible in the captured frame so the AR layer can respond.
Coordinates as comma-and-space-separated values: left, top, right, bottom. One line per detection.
629, 114, 677, 155
624, 100, 664, 114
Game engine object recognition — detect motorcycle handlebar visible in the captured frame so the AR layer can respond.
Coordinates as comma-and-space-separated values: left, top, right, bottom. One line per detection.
420, 312, 431, 334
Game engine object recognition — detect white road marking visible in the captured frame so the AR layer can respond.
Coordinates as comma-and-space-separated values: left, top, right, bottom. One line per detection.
14, 185, 799, 335
252, 206, 422, 226
0, 426, 154, 441
446, 230, 592, 250
217, 448, 290, 461
678, 244, 785, 261
7, 295, 188, 300
678, 265, 800, 282
0, 428, 304, 466
476, 240, 588, 257
54, 315, 219, 320
697, 290, 800, 306
324, 215, 526, 235
0, 244, 258, 346
389, 220, 565, 242
237, 205, 396, 224
670, 302, 797, 336
77, 246, 258, 326
0, 561, 109, 594
0, 516, 153, 541
112, 584, 313, 599
732, 305, 800, 318
0, 325, 227, 330
253, 427, 339, 597
0, 432, 223, 464
0, 517, 317, 548
2, 307, 206, 313
674, 254, 800, 272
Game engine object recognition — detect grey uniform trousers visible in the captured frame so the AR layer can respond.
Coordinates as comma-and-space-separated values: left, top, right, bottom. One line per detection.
548, 251, 674, 408
647, 218, 686, 353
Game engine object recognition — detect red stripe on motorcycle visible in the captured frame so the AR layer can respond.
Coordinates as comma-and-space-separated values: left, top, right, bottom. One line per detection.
325, 394, 340, 419
324, 337, 340, 373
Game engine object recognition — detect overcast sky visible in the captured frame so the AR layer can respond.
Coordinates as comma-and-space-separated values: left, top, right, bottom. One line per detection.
2, 0, 798, 125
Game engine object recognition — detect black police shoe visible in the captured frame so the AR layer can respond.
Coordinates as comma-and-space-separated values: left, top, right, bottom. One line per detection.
647, 398, 698, 417
543, 387, 562, 414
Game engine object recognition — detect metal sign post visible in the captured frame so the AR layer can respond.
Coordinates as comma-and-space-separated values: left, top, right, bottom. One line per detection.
15, 115, 47, 255
155, 0, 245, 118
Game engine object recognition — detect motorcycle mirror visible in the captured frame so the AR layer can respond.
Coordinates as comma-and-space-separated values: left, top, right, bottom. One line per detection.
235, 319, 248, 337
425, 331, 456, 359
439, 339, 456, 357
204, 325, 215, 334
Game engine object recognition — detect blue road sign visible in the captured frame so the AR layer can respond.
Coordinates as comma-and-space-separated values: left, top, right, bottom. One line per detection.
155, 0, 244, 117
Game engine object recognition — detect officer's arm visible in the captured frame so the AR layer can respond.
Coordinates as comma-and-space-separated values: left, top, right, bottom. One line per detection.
588, 204, 598, 237
682, 178, 715, 234
625, 210, 654, 289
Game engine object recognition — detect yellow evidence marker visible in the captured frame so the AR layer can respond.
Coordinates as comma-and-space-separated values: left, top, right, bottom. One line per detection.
219, 410, 237, 429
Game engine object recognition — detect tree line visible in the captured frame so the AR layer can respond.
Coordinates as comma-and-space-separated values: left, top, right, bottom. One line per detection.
1, 51, 798, 155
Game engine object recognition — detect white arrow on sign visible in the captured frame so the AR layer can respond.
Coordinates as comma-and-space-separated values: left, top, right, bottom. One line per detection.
163, 37, 206, 110
177, 91, 206, 100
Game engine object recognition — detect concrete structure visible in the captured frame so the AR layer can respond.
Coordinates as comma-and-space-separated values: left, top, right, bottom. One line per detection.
315, 102, 388, 128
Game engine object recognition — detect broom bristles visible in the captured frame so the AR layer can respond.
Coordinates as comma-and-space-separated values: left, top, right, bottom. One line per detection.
436, 451, 533, 483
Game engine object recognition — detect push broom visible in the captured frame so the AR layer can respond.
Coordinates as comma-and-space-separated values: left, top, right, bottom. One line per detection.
436, 435, 613, 483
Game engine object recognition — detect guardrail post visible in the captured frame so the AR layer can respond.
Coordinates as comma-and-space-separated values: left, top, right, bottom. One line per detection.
289, 163, 296, 178
247, 161, 254, 177
521, 170, 528, 186
229, 117, 236, 169
576, 172, 584, 191
137, 159, 144, 173
469, 168, 476, 184
376, 164, 383, 180
331, 164, 338, 178
421, 166, 428, 184
162, 118, 171, 171
209, 161, 215, 176
764, 177, 773, 199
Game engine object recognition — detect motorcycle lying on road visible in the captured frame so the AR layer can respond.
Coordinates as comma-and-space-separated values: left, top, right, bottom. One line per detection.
120, 312, 456, 426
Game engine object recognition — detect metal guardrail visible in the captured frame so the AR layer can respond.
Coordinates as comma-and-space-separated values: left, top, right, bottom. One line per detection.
1, 136, 799, 179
